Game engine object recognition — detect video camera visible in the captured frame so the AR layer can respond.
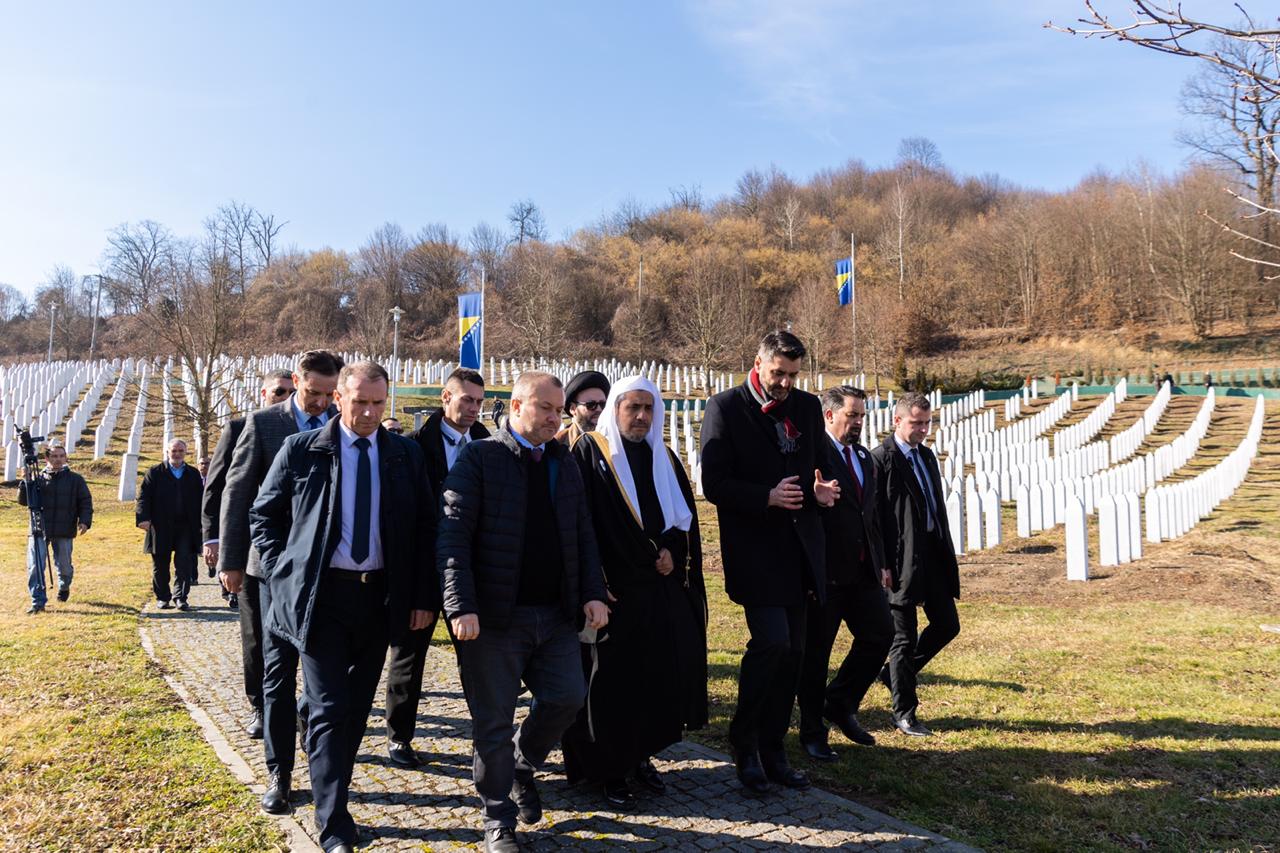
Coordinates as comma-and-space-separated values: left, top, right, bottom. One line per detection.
16, 426, 44, 470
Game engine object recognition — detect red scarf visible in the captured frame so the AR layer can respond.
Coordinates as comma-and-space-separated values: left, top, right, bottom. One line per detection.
748, 367, 800, 452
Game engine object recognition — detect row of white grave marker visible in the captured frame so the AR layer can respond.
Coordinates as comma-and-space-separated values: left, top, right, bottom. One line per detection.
1063, 395, 1266, 579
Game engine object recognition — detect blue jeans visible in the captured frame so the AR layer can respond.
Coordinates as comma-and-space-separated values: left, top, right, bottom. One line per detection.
454, 605, 586, 829
27, 536, 73, 607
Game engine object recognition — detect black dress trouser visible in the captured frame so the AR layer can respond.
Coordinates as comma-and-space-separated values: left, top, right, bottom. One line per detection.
798, 580, 893, 742
238, 574, 266, 711
730, 603, 806, 757
384, 616, 439, 745
886, 533, 961, 721
151, 526, 196, 603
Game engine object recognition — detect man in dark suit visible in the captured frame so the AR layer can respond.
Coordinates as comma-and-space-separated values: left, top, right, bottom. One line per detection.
385, 367, 489, 768
797, 386, 893, 761
699, 330, 840, 795
251, 361, 437, 853
220, 350, 342, 813
136, 439, 204, 611
870, 391, 960, 737
202, 369, 295, 611
438, 370, 608, 853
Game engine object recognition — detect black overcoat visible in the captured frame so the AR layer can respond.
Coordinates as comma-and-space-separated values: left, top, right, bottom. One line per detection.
869, 435, 960, 606
698, 383, 832, 607
136, 463, 204, 556
408, 409, 490, 498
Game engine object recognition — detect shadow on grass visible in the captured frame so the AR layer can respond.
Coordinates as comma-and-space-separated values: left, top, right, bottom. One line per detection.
925, 715, 1280, 742
77, 599, 142, 616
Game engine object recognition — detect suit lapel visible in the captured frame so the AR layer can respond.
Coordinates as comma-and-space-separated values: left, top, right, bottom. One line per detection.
884, 434, 928, 514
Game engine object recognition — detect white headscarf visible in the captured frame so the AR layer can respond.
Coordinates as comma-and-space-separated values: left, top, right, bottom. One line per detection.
595, 374, 693, 533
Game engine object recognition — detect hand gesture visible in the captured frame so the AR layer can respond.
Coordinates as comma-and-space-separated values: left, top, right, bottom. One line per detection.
655, 548, 674, 576
583, 600, 609, 629
767, 475, 803, 510
813, 469, 840, 508
451, 613, 480, 641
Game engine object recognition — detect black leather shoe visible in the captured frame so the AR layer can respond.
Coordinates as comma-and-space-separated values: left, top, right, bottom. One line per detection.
633, 759, 665, 794
732, 747, 772, 795
894, 715, 933, 737
760, 754, 811, 790
26, 604, 44, 615
388, 741, 419, 768
511, 773, 542, 824
801, 738, 839, 762
485, 826, 521, 852
228, 594, 238, 610
825, 708, 876, 746
602, 778, 636, 809
57, 587, 69, 602
246, 710, 264, 739
260, 771, 291, 814
329, 844, 355, 853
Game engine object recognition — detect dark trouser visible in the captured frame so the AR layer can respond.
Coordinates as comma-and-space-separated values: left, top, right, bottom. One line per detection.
385, 615, 439, 745
798, 582, 894, 742
239, 574, 266, 711
151, 529, 196, 603
455, 605, 585, 830
300, 574, 390, 851
260, 579, 301, 779
730, 603, 806, 757
887, 571, 960, 722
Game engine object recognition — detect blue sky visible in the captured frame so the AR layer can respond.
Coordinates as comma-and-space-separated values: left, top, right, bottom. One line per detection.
1, 1, 1196, 295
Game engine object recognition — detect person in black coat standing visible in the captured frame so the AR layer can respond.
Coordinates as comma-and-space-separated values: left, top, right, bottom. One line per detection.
250, 362, 438, 853
870, 391, 960, 737
384, 367, 490, 769
699, 330, 840, 795
136, 438, 204, 610
797, 386, 893, 761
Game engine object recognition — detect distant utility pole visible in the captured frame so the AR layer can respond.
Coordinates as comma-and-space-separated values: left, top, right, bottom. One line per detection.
389, 305, 405, 417
46, 304, 57, 363
85, 274, 104, 363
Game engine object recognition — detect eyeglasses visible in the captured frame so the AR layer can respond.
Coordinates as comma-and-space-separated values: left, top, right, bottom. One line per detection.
385, 427, 403, 434
269, 387, 290, 397
576, 400, 606, 411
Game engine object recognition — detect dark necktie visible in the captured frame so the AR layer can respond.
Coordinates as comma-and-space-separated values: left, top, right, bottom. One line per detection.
529, 446, 544, 463
307, 415, 322, 430
352, 437, 371, 564
843, 445, 864, 504
910, 448, 937, 531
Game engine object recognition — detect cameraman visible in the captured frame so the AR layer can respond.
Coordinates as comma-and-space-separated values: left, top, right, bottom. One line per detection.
17, 442, 93, 614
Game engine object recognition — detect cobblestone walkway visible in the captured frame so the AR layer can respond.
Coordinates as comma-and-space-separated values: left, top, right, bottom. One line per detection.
143, 581, 979, 852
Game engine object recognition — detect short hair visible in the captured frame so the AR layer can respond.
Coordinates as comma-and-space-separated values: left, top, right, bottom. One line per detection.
758, 329, 806, 362
511, 370, 563, 402
337, 360, 389, 390
446, 367, 485, 389
894, 391, 932, 416
262, 368, 292, 387
45, 441, 66, 457
168, 438, 188, 451
820, 385, 868, 414
293, 349, 344, 379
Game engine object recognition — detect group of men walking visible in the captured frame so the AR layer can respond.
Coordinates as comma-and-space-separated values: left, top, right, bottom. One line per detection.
133, 329, 959, 853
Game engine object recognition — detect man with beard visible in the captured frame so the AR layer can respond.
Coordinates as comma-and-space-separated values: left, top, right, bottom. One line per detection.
699, 330, 840, 795
563, 375, 707, 809
555, 370, 610, 448
797, 386, 893, 761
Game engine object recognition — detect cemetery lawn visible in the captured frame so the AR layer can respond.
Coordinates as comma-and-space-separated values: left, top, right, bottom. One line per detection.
0, 474, 284, 851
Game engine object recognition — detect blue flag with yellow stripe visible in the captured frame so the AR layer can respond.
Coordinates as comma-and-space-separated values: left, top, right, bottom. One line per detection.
835, 258, 853, 306
458, 292, 483, 369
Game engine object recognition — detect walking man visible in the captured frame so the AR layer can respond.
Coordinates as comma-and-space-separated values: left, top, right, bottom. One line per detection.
136, 439, 203, 611
18, 442, 92, 613
438, 370, 609, 853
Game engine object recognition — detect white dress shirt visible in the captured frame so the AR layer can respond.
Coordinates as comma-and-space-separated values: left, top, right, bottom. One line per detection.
329, 420, 384, 571
440, 418, 469, 472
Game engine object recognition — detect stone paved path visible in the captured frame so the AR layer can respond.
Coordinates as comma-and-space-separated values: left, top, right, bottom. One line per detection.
142, 581, 979, 852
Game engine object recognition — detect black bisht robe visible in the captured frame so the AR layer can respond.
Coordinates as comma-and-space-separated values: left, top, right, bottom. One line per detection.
562, 433, 709, 783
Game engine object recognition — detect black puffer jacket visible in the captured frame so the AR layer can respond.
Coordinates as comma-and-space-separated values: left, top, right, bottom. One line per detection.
437, 429, 607, 631
18, 467, 93, 539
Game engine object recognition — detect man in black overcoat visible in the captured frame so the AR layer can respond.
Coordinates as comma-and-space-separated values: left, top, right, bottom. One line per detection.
797, 386, 893, 761
136, 438, 204, 610
383, 366, 489, 768
870, 391, 960, 737
699, 330, 840, 795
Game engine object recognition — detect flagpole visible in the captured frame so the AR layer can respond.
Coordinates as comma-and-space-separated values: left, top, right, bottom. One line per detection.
851, 233, 859, 374
479, 266, 486, 379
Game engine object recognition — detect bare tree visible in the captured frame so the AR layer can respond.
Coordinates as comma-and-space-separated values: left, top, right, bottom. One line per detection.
404, 223, 469, 326
671, 247, 737, 367
508, 199, 547, 245
669, 183, 703, 212
0, 283, 27, 322
734, 168, 768, 218
468, 222, 507, 287
774, 194, 803, 250
897, 136, 945, 178
878, 178, 914, 300
502, 243, 570, 356
248, 209, 286, 269
103, 220, 172, 313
